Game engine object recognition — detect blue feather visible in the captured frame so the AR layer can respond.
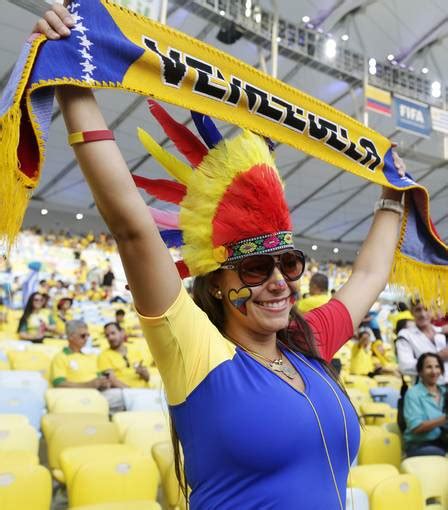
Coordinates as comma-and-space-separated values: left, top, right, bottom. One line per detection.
191, 111, 223, 149
160, 229, 184, 248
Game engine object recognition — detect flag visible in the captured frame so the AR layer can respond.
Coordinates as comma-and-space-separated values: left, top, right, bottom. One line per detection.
431, 106, 448, 135
365, 85, 392, 116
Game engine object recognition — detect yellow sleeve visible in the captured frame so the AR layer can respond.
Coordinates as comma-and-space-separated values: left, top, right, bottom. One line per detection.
51, 354, 68, 386
98, 351, 114, 372
137, 286, 235, 406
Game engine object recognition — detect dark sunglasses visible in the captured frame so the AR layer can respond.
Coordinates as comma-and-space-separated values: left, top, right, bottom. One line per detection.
222, 249, 306, 287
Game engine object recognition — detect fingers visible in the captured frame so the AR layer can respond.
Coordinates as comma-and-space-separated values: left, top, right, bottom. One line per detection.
391, 151, 406, 177
32, 4, 74, 39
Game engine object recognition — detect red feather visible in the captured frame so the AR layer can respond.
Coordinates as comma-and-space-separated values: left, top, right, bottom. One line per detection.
133, 175, 186, 205
175, 260, 190, 279
147, 100, 208, 167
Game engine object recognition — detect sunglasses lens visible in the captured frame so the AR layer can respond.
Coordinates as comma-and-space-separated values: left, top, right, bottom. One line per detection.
239, 255, 274, 286
280, 251, 305, 281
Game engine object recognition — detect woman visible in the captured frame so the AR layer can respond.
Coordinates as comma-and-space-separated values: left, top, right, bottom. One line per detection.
33, 5, 406, 508
53, 297, 74, 337
403, 353, 448, 457
17, 292, 56, 342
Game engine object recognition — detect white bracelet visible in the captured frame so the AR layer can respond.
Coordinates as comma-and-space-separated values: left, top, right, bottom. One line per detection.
373, 198, 404, 216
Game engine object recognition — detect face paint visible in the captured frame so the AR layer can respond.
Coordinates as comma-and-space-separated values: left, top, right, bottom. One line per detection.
274, 274, 287, 288
228, 286, 252, 315
289, 290, 299, 304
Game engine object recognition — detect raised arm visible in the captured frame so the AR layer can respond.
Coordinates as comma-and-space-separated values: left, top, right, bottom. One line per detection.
334, 152, 405, 330
35, 4, 181, 317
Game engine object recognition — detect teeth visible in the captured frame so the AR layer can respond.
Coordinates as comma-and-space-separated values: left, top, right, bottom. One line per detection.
258, 299, 287, 309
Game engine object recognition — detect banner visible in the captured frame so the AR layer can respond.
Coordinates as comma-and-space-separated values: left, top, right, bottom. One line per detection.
365, 85, 391, 117
431, 106, 448, 135
394, 94, 431, 137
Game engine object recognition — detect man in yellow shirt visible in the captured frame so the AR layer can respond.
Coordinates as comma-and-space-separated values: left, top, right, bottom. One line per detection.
98, 322, 150, 388
51, 320, 110, 389
297, 273, 330, 313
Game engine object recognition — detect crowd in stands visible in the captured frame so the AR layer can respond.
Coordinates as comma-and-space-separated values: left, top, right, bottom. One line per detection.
0, 229, 447, 509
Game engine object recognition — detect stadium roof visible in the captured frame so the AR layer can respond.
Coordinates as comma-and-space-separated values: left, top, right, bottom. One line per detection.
2, 0, 448, 259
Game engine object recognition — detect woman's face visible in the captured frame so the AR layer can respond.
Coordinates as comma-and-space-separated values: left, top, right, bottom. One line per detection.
216, 265, 298, 338
419, 356, 442, 386
32, 294, 44, 311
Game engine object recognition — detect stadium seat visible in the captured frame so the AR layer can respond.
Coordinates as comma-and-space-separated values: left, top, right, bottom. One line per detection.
0, 464, 52, 510
48, 421, 120, 482
370, 387, 400, 408
344, 375, 378, 393
0, 370, 48, 405
0, 423, 39, 455
7, 350, 51, 380
345, 487, 369, 510
68, 455, 159, 508
0, 351, 10, 370
373, 375, 402, 391
152, 441, 187, 510
0, 450, 38, 468
348, 464, 399, 497
113, 411, 168, 439
122, 389, 167, 412
401, 456, 448, 509
124, 421, 171, 457
42, 412, 109, 443
358, 426, 401, 468
0, 387, 44, 431
370, 474, 424, 510
360, 402, 397, 425
70, 502, 161, 510
46, 388, 109, 415
0, 413, 29, 427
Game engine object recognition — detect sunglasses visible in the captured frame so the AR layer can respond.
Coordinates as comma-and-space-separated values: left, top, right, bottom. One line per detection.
222, 249, 306, 287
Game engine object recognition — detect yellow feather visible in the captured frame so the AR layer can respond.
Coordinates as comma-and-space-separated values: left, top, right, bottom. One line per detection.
137, 127, 192, 185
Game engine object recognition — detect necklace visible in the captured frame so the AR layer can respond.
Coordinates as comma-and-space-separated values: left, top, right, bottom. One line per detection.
230, 338, 296, 380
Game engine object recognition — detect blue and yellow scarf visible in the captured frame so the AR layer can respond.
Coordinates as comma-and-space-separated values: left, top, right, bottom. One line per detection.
0, 0, 447, 309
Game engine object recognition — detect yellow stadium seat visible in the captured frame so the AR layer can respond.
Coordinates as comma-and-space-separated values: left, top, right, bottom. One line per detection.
344, 375, 378, 393
68, 455, 159, 508
0, 357, 10, 370
373, 374, 402, 390
46, 388, 109, 415
70, 502, 161, 510
41, 413, 109, 443
8, 350, 51, 380
0, 450, 38, 469
124, 421, 171, 457
152, 441, 187, 510
43, 338, 68, 350
401, 456, 448, 509
370, 474, 424, 510
358, 426, 402, 468
360, 402, 397, 425
348, 464, 399, 498
48, 421, 120, 483
113, 411, 168, 439
0, 414, 29, 427
347, 388, 372, 408
0, 424, 39, 455
0, 464, 52, 510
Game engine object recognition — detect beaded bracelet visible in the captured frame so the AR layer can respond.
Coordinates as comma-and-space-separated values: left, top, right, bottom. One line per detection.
68, 129, 115, 146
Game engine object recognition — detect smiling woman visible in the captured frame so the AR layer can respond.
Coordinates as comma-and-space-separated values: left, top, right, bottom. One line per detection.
32, 4, 407, 509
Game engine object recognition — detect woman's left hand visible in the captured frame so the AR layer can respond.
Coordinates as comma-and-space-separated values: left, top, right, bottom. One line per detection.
391, 142, 406, 178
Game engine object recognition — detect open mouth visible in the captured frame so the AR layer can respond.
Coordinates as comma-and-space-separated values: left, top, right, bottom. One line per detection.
254, 296, 290, 310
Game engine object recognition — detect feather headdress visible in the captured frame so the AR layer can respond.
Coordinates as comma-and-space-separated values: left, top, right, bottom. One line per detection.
135, 100, 294, 278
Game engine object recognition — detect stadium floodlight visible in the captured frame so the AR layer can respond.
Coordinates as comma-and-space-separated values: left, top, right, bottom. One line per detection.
324, 38, 337, 59
302, 15, 310, 23
431, 81, 441, 98
333, 247, 339, 254
75, 213, 84, 220
421, 67, 429, 74
368, 57, 377, 75
387, 54, 394, 61
311, 244, 318, 251
341, 34, 349, 41
40, 208, 48, 216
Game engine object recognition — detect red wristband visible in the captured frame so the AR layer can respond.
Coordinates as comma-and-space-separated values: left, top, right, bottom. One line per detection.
68, 130, 115, 146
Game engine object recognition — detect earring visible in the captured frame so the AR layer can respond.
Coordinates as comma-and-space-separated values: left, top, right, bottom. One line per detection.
215, 290, 223, 299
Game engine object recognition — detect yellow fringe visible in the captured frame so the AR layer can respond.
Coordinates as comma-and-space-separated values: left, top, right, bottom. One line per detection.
389, 249, 448, 313
0, 103, 33, 253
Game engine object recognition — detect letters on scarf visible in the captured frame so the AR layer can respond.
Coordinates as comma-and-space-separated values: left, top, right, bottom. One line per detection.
0, 0, 447, 309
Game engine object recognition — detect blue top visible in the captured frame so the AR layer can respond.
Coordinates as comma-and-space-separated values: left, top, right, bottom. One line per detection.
404, 382, 447, 445
139, 287, 360, 510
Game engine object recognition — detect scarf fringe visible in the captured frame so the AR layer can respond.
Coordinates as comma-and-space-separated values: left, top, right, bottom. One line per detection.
390, 250, 448, 312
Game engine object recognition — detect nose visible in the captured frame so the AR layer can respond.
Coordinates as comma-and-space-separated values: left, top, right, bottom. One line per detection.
270, 268, 287, 288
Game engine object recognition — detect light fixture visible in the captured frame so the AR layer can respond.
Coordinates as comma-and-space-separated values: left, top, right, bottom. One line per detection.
219, 9, 225, 16
324, 38, 337, 59
431, 81, 442, 98
276, 36, 282, 42
421, 67, 429, 74
387, 54, 394, 61
311, 244, 318, 251
341, 34, 349, 41
333, 247, 339, 254
40, 208, 48, 216
253, 6, 261, 23
75, 213, 84, 220
368, 57, 377, 75
302, 15, 310, 23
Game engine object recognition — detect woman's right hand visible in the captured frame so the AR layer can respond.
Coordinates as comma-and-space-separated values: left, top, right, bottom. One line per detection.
32, 3, 74, 40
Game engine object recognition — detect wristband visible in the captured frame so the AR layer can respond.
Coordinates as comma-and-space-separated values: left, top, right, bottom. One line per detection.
373, 198, 404, 217
68, 129, 115, 146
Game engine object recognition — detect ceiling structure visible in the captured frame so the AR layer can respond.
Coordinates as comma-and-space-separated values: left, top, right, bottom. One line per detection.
2, 0, 448, 260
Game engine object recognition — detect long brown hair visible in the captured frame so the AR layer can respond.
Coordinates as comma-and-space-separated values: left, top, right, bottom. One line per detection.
169, 271, 353, 502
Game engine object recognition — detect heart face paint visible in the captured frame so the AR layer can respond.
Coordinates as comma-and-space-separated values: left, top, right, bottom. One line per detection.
228, 286, 252, 315
289, 290, 299, 305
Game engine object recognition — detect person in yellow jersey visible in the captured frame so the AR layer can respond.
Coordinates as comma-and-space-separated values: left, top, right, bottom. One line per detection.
51, 320, 110, 389
297, 273, 330, 313
99, 322, 150, 388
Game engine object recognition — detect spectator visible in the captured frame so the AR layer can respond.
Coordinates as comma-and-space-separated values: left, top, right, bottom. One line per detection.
17, 292, 56, 342
403, 353, 448, 457
50, 320, 109, 389
360, 307, 382, 340
99, 322, 150, 388
389, 301, 414, 331
102, 263, 115, 289
87, 280, 106, 302
296, 273, 329, 313
396, 300, 448, 382
350, 329, 377, 376
53, 297, 73, 337
395, 318, 415, 335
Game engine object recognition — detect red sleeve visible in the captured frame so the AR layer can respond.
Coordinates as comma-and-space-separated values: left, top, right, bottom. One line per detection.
304, 299, 354, 362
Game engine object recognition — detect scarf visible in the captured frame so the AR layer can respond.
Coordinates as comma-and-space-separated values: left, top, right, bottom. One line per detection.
0, 0, 447, 310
